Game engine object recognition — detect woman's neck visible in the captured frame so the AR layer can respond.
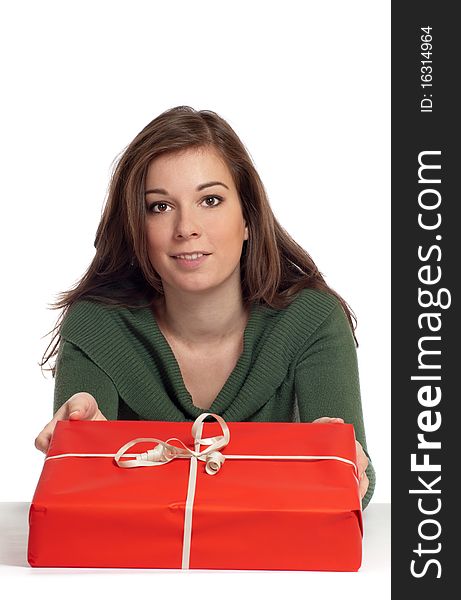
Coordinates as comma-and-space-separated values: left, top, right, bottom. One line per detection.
152, 285, 249, 348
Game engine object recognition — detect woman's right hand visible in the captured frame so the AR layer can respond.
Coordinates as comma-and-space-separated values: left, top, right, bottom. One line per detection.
34, 392, 107, 454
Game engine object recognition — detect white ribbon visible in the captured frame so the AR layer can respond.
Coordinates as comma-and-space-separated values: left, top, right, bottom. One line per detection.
112, 413, 230, 475
45, 413, 359, 569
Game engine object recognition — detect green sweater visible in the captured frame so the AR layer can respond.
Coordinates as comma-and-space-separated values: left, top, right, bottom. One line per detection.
54, 288, 375, 508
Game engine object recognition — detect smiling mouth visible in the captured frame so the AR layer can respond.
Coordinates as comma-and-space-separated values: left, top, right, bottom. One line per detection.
172, 252, 211, 261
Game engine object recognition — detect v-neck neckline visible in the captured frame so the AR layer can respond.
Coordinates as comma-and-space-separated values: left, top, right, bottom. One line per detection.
145, 300, 260, 417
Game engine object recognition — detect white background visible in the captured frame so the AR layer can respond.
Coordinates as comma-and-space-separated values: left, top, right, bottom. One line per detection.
0, 0, 390, 511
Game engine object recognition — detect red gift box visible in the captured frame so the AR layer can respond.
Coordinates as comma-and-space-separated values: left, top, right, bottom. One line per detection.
28, 414, 363, 571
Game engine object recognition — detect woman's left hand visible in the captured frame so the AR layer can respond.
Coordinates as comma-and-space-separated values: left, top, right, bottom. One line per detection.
312, 416, 369, 499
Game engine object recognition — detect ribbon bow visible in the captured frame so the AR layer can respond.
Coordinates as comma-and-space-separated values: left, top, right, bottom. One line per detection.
114, 412, 229, 475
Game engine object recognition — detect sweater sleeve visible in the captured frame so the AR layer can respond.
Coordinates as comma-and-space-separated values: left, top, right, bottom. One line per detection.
294, 302, 376, 509
53, 340, 120, 420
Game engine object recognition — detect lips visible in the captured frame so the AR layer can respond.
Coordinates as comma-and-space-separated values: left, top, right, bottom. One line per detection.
171, 252, 211, 268
171, 251, 211, 260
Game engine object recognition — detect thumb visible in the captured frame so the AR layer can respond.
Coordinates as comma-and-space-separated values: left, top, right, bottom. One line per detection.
66, 392, 99, 420
312, 416, 345, 424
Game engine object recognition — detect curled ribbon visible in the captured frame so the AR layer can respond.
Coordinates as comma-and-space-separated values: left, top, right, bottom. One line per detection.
113, 412, 229, 475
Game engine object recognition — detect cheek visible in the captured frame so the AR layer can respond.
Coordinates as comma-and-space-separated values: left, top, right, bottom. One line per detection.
145, 225, 167, 260
211, 212, 246, 241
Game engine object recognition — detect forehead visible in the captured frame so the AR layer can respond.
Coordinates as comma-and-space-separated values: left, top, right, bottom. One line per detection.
145, 147, 234, 188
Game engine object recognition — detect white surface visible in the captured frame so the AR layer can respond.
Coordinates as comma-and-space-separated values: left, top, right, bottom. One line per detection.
0, 1, 390, 502
0, 502, 390, 599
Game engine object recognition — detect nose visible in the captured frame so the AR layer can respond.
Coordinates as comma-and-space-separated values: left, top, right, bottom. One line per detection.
173, 207, 201, 240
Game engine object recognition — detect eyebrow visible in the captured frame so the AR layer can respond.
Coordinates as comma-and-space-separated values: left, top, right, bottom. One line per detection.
144, 181, 229, 195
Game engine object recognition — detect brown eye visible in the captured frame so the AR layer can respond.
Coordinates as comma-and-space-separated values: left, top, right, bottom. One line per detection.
202, 196, 222, 207
149, 202, 171, 213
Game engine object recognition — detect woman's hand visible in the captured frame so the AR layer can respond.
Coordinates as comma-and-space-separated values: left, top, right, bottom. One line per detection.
34, 392, 107, 454
312, 416, 369, 500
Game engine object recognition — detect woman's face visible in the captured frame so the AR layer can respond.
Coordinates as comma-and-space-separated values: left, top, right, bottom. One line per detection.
144, 146, 248, 296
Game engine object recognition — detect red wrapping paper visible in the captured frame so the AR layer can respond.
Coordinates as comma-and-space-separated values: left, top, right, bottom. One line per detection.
28, 419, 362, 571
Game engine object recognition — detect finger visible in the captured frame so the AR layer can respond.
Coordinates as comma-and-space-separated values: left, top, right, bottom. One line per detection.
355, 441, 369, 477
312, 417, 345, 424
358, 455, 369, 478
34, 400, 74, 453
91, 407, 107, 421
359, 472, 369, 499
34, 422, 54, 454
65, 392, 99, 420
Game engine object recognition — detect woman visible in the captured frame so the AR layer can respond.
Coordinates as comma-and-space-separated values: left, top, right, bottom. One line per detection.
36, 106, 375, 508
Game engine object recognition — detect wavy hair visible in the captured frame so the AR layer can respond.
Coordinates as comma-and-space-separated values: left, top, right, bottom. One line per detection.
41, 106, 357, 372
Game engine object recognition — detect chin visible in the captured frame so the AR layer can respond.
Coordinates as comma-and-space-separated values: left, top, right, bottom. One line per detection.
171, 275, 237, 296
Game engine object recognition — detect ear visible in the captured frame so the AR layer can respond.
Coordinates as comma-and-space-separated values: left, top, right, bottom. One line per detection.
244, 222, 249, 241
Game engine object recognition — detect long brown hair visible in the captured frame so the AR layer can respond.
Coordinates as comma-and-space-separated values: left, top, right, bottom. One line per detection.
41, 106, 357, 372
